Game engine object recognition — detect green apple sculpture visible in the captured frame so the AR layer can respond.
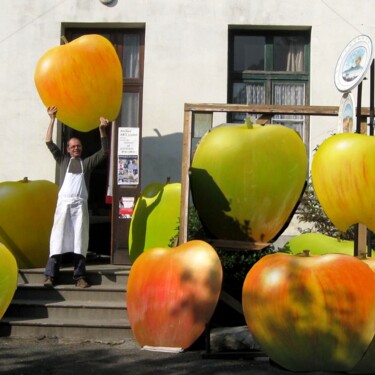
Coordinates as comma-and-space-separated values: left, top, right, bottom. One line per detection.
190, 120, 307, 245
129, 181, 181, 263
286, 233, 375, 256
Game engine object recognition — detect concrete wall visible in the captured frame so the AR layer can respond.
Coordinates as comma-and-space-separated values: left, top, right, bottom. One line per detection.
1, 0, 374, 190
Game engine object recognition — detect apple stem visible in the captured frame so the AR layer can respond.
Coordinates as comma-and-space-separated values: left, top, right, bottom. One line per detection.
21, 177, 29, 183
61, 36, 69, 44
245, 116, 253, 129
302, 249, 310, 257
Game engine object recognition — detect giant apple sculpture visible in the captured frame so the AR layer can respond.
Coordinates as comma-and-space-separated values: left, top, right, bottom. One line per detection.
312, 133, 375, 232
127, 240, 223, 349
128, 181, 181, 263
34, 34, 122, 132
286, 232, 375, 256
0, 243, 18, 319
0, 178, 58, 268
190, 120, 307, 244
242, 251, 375, 372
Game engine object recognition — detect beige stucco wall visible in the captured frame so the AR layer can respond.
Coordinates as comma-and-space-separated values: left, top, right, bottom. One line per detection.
1, 1, 374, 237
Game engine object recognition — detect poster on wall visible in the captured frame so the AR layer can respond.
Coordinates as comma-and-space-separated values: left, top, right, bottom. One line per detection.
117, 127, 139, 185
119, 196, 135, 218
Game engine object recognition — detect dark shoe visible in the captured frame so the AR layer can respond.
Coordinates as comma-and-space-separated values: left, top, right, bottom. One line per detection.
44, 277, 54, 288
75, 278, 90, 288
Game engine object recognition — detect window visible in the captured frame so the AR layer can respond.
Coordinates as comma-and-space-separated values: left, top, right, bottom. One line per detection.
228, 29, 310, 141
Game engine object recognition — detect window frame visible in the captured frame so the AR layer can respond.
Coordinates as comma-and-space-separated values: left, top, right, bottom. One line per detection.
228, 28, 311, 143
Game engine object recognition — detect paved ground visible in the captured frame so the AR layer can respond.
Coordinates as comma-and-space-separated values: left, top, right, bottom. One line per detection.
0, 336, 344, 375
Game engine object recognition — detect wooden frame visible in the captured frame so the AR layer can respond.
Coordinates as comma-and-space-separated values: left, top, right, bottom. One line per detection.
178, 103, 372, 251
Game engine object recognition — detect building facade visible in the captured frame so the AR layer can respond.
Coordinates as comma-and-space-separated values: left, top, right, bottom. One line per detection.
1, 0, 374, 260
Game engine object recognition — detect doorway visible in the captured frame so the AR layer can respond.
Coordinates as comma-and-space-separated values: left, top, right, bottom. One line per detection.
61, 27, 145, 264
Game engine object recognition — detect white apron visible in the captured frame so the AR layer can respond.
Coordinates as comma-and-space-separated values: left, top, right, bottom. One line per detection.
50, 159, 89, 257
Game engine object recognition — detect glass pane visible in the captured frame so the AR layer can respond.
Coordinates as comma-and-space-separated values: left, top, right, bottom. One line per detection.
274, 36, 305, 72
123, 34, 140, 78
121, 92, 139, 127
233, 35, 265, 71
193, 113, 212, 138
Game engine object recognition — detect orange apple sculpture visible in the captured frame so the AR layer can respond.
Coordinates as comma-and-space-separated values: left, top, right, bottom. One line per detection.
242, 251, 375, 372
34, 34, 122, 132
0, 243, 18, 319
312, 133, 375, 232
127, 240, 223, 349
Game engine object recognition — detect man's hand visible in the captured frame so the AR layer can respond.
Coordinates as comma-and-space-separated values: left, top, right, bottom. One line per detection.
99, 117, 110, 128
99, 117, 110, 138
47, 106, 57, 120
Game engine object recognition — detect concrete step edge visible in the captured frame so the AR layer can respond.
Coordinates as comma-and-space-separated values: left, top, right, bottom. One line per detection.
8, 299, 127, 309
0, 317, 131, 329
16, 284, 127, 292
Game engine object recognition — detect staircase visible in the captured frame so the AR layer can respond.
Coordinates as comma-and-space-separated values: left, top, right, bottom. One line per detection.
0, 260, 133, 342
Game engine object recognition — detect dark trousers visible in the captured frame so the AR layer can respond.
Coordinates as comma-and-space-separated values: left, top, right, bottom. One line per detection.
44, 254, 87, 280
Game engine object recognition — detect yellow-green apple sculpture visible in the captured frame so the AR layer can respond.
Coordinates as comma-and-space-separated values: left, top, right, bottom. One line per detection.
0, 243, 18, 319
312, 133, 375, 232
190, 120, 307, 245
0, 178, 58, 268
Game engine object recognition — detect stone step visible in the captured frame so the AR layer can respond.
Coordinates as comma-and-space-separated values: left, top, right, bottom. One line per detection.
0, 317, 132, 341
1, 262, 133, 341
14, 284, 126, 302
18, 265, 131, 287
6, 299, 127, 320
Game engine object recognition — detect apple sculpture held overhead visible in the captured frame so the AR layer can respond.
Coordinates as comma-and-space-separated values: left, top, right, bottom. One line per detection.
242, 251, 375, 373
0, 178, 58, 268
190, 119, 307, 245
0, 243, 18, 319
312, 133, 375, 232
34, 34, 122, 132
127, 240, 223, 350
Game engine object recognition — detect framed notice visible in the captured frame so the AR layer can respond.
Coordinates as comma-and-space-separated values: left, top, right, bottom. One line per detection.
117, 128, 139, 185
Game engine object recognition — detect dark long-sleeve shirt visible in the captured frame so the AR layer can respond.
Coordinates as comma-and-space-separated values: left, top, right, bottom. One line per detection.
46, 137, 109, 194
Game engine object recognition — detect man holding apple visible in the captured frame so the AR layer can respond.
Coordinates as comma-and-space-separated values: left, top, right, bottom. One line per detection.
43, 106, 110, 288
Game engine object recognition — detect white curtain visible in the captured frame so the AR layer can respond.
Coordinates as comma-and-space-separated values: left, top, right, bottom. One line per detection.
286, 37, 304, 72
246, 83, 265, 105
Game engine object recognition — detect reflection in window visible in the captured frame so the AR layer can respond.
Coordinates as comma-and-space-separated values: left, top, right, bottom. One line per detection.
123, 34, 140, 78
121, 93, 139, 127
233, 35, 265, 71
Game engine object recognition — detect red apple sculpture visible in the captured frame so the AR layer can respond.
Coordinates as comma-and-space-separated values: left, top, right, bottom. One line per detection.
127, 240, 223, 349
